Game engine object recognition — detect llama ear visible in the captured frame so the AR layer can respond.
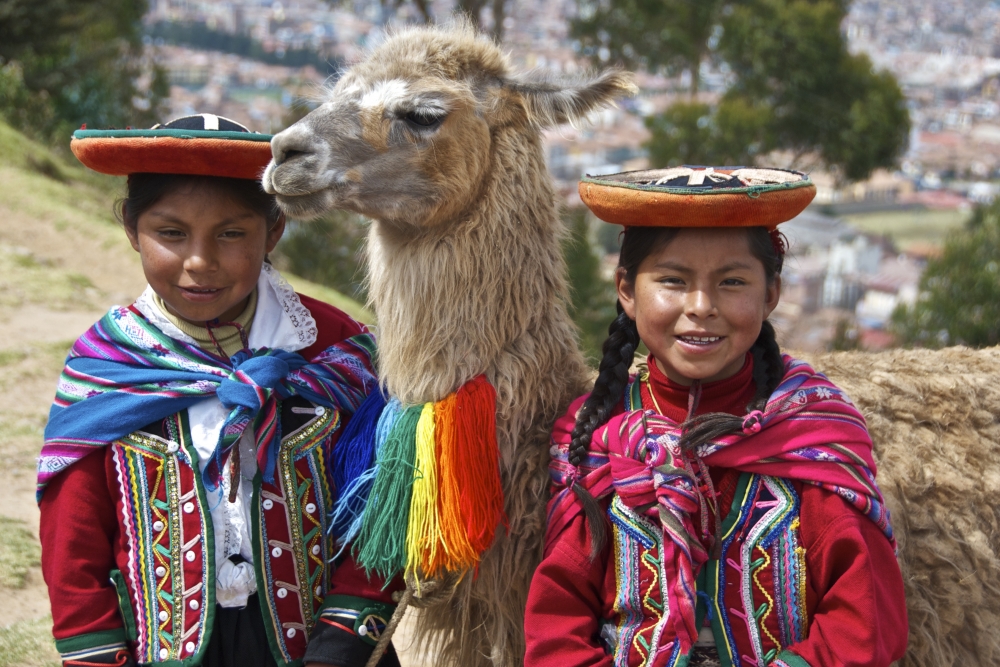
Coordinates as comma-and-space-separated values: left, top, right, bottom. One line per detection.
492, 69, 638, 128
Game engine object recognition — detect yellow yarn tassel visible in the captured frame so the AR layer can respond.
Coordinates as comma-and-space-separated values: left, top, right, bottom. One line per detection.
405, 402, 441, 581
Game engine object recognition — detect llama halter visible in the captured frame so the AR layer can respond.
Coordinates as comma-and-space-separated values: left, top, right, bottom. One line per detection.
330, 375, 506, 582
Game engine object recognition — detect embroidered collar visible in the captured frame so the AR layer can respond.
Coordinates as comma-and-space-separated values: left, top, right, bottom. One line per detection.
134, 263, 317, 354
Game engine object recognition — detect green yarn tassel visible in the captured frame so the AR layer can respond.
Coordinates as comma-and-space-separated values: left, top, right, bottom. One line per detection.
355, 403, 422, 580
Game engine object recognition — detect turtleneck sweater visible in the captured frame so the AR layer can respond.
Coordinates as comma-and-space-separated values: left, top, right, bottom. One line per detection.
639, 351, 757, 423
153, 289, 258, 358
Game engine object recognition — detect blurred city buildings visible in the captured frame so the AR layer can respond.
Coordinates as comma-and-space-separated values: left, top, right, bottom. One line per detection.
142, 0, 991, 350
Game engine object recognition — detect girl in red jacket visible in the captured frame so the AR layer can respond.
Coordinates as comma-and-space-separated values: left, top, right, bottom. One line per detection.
39, 115, 400, 667
524, 167, 907, 667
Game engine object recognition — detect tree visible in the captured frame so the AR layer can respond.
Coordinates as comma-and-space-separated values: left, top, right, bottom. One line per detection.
718, 0, 909, 182
572, 0, 910, 182
645, 98, 771, 167
571, 0, 726, 95
274, 212, 370, 303
892, 202, 1000, 348
0, 0, 167, 143
563, 208, 618, 361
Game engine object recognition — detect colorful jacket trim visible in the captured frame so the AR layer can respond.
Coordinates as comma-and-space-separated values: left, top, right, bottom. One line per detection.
607, 472, 811, 667
95, 400, 341, 667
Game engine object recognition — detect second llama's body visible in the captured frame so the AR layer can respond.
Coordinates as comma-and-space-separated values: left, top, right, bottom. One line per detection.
264, 22, 635, 666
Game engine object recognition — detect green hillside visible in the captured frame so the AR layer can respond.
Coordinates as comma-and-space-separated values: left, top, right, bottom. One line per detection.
0, 120, 369, 664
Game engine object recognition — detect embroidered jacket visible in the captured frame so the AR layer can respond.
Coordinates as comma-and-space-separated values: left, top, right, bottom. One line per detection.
524, 358, 908, 667
40, 296, 402, 667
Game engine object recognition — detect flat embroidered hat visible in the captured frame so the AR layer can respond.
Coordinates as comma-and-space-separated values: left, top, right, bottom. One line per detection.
70, 114, 273, 180
579, 167, 816, 229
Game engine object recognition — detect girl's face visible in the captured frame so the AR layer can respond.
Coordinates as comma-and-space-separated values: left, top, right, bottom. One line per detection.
126, 181, 285, 324
617, 228, 780, 386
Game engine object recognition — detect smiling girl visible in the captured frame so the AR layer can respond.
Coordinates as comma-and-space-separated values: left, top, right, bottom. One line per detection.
38, 115, 402, 667
524, 167, 907, 667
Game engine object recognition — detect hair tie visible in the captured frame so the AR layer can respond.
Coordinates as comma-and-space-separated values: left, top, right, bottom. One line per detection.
769, 229, 788, 256
742, 410, 764, 435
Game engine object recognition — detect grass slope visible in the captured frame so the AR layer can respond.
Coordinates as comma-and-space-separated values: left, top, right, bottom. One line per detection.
843, 208, 970, 252
0, 617, 60, 667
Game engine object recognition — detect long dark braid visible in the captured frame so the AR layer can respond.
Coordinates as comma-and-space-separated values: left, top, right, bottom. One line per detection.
567, 301, 639, 558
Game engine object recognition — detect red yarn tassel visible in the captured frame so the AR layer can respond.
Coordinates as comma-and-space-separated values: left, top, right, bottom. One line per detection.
453, 376, 507, 556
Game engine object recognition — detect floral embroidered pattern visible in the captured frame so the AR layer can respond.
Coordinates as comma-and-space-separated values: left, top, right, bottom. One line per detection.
256, 405, 339, 663
609, 496, 682, 667
708, 474, 807, 667
113, 416, 211, 664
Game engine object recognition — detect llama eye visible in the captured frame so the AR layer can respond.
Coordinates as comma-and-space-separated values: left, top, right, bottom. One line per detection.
403, 110, 444, 128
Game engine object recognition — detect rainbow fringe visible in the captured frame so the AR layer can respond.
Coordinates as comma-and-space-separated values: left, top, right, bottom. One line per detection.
330, 375, 507, 581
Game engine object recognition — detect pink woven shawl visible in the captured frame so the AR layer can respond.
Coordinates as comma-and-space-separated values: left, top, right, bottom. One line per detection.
546, 356, 893, 658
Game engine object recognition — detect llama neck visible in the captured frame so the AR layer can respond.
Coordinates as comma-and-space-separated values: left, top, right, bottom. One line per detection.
365, 129, 573, 406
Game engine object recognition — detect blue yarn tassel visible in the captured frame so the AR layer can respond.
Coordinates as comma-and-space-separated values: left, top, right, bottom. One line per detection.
329, 396, 399, 548
332, 389, 387, 493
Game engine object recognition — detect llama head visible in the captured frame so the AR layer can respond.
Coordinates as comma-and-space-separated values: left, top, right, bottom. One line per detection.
262, 21, 636, 227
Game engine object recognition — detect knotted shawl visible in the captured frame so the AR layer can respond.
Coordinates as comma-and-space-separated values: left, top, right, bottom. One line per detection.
38, 305, 376, 500
547, 356, 893, 659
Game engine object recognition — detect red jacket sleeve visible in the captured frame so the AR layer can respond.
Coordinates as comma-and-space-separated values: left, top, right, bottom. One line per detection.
297, 294, 367, 361
39, 449, 123, 640
526, 393, 614, 667
525, 512, 614, 667
784, 486, 908, 667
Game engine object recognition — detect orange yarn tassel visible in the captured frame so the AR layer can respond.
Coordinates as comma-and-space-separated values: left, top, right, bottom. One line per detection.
453, 376, 507, 555
431, 392, 477, 575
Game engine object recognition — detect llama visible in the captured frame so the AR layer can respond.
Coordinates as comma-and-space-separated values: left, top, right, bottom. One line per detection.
800, 347, 1000, 667
262, 22, 636, 667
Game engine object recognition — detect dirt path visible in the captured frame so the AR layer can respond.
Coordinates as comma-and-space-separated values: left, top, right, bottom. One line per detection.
0, 302, 100, 664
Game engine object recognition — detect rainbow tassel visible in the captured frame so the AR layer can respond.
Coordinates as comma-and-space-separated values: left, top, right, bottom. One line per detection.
339, 375, 507, 581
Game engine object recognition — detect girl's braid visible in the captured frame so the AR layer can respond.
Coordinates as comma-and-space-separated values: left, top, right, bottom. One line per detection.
747, 320, 784, 412
568, 302, 639, 557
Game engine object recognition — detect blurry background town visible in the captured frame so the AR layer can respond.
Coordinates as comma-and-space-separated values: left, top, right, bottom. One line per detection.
2, 1, 1000, 663
133, 0, 999, 354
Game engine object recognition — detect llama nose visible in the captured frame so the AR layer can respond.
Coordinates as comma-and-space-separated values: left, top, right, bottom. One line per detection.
271, 131, 313, 166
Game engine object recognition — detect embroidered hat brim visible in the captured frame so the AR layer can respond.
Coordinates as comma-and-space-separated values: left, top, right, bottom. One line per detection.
70, 115, 273, 180
579, 167, 816, 229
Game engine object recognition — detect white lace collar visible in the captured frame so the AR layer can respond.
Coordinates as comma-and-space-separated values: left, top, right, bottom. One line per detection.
133, 263, 318, 353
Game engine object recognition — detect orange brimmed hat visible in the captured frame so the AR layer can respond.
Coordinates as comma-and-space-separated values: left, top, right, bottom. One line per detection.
579, 167, 816, 229
70, 114, 272, 180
